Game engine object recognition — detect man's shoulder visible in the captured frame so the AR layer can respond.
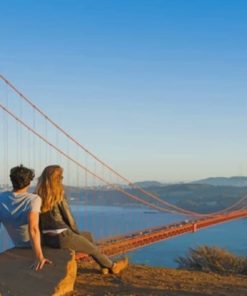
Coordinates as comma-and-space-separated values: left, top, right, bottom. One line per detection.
18, 192, 41, 207
28, 194, 42, 213
28, 192, 40, 198
22, 192, 40, 199
27, 193, 41, 203
0, 191, 13, 199
0, 190, 12, 195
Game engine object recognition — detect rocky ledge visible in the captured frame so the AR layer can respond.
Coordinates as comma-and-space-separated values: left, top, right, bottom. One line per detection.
0, 248, 77, 296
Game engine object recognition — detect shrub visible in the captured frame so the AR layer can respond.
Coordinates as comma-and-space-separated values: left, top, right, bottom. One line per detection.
176, 245, 247, 275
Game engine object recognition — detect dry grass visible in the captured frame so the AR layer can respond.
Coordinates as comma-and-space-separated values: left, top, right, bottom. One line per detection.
176, 245, 247, 275
74, 262, 247, 296
72, 246, 247, 295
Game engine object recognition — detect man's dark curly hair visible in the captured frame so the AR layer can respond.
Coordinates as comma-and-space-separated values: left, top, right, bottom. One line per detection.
10, 165, 35, 190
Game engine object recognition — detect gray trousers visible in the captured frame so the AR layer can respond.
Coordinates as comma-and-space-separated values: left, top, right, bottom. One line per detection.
43, 230, 113, 268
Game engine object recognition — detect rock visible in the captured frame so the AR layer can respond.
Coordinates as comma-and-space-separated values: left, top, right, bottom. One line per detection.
0, 248, 77, 296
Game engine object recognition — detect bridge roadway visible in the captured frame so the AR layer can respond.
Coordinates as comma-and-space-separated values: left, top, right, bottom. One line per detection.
75, 209, 247, 261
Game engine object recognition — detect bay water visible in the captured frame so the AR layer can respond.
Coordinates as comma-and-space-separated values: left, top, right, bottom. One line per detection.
0, 204, 246, 268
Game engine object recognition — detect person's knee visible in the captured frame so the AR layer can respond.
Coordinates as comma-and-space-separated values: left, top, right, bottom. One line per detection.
80, 231, 94, 243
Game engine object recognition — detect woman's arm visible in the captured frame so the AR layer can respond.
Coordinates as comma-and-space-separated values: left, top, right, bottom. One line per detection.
59, 198, 80, 234
28, 211, 52, 270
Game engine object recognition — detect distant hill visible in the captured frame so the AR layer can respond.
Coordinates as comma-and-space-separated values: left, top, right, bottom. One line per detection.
132, 176, 247, 188
123, 176, 247, 188
133, 181, 164, 188
66, 183, 247, 213
191, 176, 247, 187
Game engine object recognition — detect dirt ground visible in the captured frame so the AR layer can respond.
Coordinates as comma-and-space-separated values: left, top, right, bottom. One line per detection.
73, 262, 247, 296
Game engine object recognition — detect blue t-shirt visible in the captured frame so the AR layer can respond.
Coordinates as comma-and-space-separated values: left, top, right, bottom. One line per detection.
0, 191, 41, 247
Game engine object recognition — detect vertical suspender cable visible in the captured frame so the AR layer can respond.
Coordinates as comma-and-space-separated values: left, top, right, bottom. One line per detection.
45, 117, 48, 166
19, 95, 23, 165
67, 137, 70, 188
56, 129, 60, 164
4, 87, 9, 188
32, 108, 36, 173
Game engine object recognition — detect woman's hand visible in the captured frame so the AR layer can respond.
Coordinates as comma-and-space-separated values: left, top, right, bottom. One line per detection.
32, 257, 53, 270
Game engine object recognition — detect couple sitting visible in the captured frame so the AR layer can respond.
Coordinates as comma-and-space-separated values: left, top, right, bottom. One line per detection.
0, 165, 128, 273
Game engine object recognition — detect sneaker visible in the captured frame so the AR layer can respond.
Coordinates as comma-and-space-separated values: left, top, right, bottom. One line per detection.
111, 257, 128, 274
101, 267, 109, 275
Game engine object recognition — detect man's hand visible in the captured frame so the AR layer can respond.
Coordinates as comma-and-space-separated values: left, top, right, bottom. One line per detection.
32, 257, 53, 270
28, 211, 52, 271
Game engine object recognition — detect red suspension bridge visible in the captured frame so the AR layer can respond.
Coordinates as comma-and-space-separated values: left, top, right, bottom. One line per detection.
0, 74, 247, 258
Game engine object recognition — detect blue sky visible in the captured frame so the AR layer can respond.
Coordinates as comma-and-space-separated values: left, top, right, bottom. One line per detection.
1, 0, 247, 182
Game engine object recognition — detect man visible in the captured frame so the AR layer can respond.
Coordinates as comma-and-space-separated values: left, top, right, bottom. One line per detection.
0, 165, 51, 270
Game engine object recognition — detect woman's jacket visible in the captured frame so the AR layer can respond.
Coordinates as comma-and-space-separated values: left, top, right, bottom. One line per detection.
39, 198, 80, 234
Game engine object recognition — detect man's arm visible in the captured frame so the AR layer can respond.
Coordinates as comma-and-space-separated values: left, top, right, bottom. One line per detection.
28, 211, 52, 270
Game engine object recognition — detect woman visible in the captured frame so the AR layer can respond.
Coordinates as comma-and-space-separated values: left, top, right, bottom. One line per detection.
35, 165, 128, 274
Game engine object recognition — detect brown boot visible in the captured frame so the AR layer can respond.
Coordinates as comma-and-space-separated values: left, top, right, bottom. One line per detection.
111, 257, 128, 274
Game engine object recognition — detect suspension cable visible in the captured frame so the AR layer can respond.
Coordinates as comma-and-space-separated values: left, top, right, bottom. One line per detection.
0, 74, 221, 216
0, 102, 196, 215
1, 74, 246, 216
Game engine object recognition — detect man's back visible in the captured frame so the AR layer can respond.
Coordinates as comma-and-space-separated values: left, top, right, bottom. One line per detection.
0, 191, 41, 247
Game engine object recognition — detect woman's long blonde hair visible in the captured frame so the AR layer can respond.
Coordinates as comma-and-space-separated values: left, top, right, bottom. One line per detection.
35, 165, 64, 213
